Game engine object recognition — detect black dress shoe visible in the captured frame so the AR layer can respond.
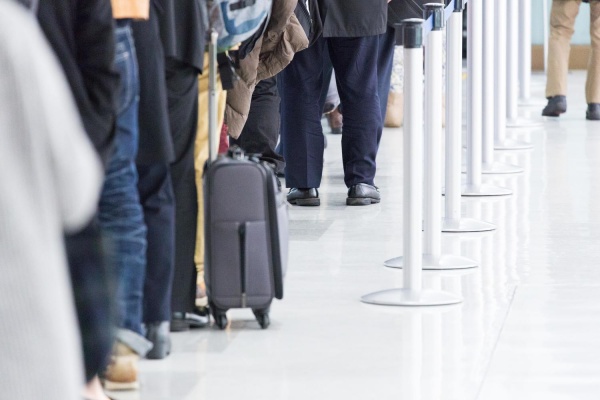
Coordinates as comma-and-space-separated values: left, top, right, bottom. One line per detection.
347, 183, 380, 206
587, 103, 600, 120
287, 188, 320, 206
542, 95, 567, 117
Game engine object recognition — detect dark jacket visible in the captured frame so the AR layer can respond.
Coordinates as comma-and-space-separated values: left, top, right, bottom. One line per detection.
133, 0, 175, 164
133, 0, 206, 164
164, 0, 206, 72
319, 0, 388, 38
37, 0, 119, 166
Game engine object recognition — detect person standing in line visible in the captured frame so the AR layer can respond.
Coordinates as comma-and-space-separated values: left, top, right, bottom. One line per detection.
99, 0, 156, 393
35, 0, 119, 391
279, 0, 389, 206
543, 0, 600, 120
160, 0, 209, 332
132, 0, 178, 356
0, 2, 103, 399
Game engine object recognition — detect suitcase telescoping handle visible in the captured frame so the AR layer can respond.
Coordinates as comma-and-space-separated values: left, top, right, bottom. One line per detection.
208, 29, 218, 164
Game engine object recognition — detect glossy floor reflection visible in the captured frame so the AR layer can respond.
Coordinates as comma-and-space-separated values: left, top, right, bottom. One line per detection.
110, 72, 600, 400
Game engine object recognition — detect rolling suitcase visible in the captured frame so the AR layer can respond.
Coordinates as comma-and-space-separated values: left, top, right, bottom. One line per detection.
204, 31, 288, 330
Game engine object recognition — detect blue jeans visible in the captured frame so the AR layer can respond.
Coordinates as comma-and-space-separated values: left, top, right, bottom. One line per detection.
98, 23, 149, 351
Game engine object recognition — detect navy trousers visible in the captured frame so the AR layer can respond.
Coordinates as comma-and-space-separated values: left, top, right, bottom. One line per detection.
279, 35, 383, 189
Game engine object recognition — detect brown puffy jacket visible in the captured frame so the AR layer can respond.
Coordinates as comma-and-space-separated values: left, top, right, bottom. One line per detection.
226, 0, 309, 139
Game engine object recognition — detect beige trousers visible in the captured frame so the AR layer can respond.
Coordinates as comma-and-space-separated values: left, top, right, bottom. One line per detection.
194, 55, 227, 288
546, 0, 600, 103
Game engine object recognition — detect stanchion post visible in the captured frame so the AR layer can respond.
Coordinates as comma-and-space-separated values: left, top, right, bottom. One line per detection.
443, 0, 496, 232
463, 0, 512, 196
519, 0, 532, 101
362, 19, 462, 307
482, 0, 523, 174
504, 0, 542, 131
386, 4, 479, 269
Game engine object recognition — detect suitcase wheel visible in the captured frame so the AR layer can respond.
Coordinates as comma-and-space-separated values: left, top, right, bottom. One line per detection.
253, 310, 270, 330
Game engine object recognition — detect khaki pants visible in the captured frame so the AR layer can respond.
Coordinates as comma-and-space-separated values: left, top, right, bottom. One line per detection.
194, 55, 227, 289
546, 0, 600, 103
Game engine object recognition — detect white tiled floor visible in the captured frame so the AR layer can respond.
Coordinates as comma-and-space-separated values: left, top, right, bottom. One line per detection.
110, 71, 600, 400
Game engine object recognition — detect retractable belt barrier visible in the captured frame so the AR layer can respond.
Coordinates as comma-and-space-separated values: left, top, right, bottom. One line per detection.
362, 0, 539, 307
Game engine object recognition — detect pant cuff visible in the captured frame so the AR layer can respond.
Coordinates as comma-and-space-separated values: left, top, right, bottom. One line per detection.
116, 328, 153, 357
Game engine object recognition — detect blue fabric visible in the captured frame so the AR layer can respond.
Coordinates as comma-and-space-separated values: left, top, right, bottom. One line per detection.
279, 35, 382, 188
98, 24, 147, 336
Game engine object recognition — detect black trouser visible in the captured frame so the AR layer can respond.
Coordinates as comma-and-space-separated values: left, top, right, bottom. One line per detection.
137, 163, 175, 323
165, 59, 199, 313
65, 221, 114, 382
318, 27, 397, 127
230, 76, 285, 174
279, 35, 383, 189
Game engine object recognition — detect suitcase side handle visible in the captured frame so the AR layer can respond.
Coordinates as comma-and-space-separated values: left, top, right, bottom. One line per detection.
208, 30, 219, 165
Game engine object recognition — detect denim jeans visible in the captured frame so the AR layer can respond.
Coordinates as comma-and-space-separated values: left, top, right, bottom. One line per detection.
98, 22, 150, 354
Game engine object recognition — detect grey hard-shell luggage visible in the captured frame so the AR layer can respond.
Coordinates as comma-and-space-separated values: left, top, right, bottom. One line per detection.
204, 31, 288, 330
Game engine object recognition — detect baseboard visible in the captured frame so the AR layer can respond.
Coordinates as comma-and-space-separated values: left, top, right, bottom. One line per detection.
532, 44, 590, 70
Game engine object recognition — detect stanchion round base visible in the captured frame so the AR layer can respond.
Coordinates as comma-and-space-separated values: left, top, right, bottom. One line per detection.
462, 184, 512, 197
494, 138, 534, 150
506, 118, 544, 129
384, 254, 478, 270
482, 161, 524, 174
442, 217, 496, 232
361, 288, 462, 306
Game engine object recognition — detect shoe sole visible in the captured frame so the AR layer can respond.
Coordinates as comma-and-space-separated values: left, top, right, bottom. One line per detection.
586, 114, 600, 121
346, 198, 380, 206
103, 380, 139, 391
542, 108, 566, 117
288, 198, 320, 206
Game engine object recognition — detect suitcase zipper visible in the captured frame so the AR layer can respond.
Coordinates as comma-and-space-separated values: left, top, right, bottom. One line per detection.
239, 223, 247, 308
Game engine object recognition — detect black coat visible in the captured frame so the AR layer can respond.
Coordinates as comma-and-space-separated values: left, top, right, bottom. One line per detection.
134, 0, 206, 164
165, 0, 206, 72
319, 0, 388, 38
37, 0, 119, 166
133, 0, 175, 164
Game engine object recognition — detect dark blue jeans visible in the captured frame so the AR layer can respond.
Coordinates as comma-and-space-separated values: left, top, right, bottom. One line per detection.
98, 23, 148, 339
279, 35, 383, 189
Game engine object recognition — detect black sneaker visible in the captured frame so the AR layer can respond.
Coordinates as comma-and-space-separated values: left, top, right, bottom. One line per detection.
542, 96, 567, 117
586, 103, 600, 120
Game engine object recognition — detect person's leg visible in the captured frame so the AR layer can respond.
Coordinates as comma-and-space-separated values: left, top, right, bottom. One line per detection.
165, 59, 201, 326
328, 35, 382, 189
279, 36, 326, 190
586, 1, 600, 105
546, 0, 581, 99
138, 163, 175, 327
230, 75, 285, 174
64, 222, 113, 383
97, 23, 152, 390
